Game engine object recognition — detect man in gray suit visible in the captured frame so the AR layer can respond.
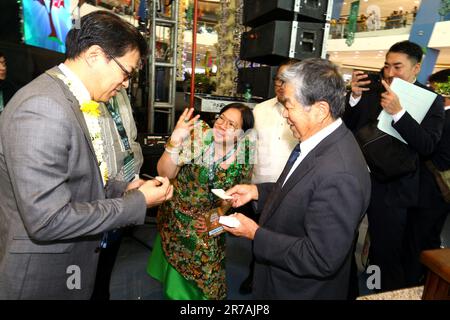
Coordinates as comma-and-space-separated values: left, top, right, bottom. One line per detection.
224, 59, 371, 299
0, 11, 173, 299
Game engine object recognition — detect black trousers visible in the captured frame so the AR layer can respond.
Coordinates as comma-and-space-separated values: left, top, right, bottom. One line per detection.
403, 206, 449, 287
367, 183, 408, 292
91, 229, 124, 300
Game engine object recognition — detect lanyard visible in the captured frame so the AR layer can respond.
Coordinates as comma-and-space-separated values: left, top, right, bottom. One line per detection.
106, 97, 131, 151
106, 97, 135, 183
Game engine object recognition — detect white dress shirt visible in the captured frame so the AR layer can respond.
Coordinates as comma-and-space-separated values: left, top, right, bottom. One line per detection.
252, 97, 298, 184
58, 63, 91, 102
282, 118, 343, 186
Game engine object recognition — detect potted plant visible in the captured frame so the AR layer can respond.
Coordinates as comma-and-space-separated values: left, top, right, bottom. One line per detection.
435, 76, 450, 97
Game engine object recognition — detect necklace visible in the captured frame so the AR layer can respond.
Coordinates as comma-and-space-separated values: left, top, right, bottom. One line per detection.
50, 71, 108, 186
207, 142, 237, 202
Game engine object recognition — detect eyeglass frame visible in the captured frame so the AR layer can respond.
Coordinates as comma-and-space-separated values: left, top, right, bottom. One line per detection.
103, 48, 135, 81
215, 113, 240, 131
272, 76, 285, 87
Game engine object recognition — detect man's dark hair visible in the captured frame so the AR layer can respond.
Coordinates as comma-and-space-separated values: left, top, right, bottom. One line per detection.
65, 11, 148, 60
0, 52, 4, 59
388, 40, 423, 64
281, 58, 346, 119
429, 69, 450, 84
219, 103, 255, 132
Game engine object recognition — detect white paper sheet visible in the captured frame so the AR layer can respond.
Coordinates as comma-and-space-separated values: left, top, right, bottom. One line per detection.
377, 78, 437, 144
211, 189, 233, 200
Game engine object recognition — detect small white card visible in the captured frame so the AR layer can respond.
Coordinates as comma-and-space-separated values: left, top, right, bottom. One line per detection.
219, 215, 240, 228
211, 189, 233, 200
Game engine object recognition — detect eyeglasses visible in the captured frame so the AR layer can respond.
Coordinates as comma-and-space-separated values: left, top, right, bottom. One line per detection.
103, 49, 135, 81
272, 76, 285, 87
215, 114, 239, 131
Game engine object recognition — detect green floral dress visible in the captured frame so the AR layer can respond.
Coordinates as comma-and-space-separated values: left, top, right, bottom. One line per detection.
147, 121, 255, 299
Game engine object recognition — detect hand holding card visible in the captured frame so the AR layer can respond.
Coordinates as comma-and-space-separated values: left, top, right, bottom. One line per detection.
211, 189, 233, 200
219, 215, 241, 228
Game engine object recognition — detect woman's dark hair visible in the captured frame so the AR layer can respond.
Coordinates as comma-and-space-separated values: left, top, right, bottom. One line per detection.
219, 103, 254, 132
429, 69, 450, 84
65, 10, 148, 60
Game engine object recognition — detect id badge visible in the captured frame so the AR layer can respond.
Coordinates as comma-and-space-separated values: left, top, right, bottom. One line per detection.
206, 203, 232, 237
123, 153, 135, 182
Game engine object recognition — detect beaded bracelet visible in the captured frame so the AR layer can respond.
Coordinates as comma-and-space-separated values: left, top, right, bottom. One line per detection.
165, 146, 180, 154
166, 137, 182, 149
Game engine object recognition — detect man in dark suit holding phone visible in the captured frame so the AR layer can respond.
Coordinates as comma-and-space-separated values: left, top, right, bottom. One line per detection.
343, 68, 385, 133
344, 41, 445, 291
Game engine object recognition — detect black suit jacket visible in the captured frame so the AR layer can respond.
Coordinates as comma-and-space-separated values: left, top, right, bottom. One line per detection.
343, 81, 444, 207
343, 89, 382, 133
419, 108, 450, 208
252, 123, 371, 299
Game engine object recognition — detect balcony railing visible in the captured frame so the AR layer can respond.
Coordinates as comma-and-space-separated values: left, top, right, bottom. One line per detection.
329, 12, 416, 39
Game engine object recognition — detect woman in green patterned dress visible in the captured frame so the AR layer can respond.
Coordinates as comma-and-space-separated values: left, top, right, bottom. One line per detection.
147, 103, 255, 300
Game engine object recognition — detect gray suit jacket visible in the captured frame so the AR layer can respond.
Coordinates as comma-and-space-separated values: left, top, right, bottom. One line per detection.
253, 123, 371, 299
0, 67, 147, 299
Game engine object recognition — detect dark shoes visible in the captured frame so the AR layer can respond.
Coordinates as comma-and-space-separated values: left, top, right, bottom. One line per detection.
239, 274, 253, 295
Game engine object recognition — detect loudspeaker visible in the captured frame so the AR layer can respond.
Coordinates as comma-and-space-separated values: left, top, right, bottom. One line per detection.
243, 0, 328, 27
237, 66, 278, 100
240, 20, 325, 65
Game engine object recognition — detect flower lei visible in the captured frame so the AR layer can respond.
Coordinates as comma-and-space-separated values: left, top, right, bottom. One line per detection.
56, 74, 108, 186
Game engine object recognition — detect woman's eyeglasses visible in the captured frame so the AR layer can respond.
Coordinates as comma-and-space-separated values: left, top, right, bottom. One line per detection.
215, 114, 239, 131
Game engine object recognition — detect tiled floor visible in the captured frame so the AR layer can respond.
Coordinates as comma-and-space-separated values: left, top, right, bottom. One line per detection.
110, 221, 253, 300
109, 213, 450, 300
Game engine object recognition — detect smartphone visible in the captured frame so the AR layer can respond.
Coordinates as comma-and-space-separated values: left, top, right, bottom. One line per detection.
361, 71, 382, 92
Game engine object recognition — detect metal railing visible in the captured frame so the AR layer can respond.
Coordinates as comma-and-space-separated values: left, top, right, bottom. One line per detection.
329, 12, 416, 39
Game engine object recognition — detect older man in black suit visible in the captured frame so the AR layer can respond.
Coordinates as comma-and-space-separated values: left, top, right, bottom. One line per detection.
224, 58, 371, 299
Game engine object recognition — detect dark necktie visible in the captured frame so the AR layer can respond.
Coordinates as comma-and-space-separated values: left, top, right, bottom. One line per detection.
277, 143, 301, 187
287, 143, 301, 167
